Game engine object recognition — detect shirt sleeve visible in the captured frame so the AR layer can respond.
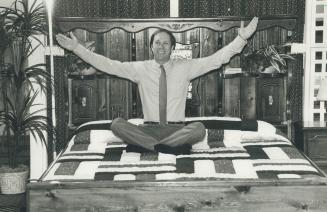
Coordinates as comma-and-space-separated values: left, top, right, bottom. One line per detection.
73, 44, 139, 82
186, 35, 247, 80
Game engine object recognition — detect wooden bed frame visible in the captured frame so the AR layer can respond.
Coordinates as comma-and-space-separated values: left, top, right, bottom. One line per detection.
28, 16, 327, 212
51, 15, 299, 151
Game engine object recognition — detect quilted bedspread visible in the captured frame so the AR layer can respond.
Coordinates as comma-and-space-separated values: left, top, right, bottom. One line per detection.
41, 117, 323, 182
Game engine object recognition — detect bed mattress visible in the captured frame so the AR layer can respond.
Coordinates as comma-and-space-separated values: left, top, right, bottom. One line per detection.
41, 117, 324, 182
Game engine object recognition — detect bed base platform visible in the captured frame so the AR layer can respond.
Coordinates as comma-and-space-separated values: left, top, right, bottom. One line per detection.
28, 179, 327, 212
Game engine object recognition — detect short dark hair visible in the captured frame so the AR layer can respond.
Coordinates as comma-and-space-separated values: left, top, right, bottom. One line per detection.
150, 29, 176, 49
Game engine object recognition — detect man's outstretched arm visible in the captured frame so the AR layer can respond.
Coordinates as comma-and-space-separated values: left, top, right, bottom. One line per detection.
56, 32, 138, 82
187, 17, 259, 80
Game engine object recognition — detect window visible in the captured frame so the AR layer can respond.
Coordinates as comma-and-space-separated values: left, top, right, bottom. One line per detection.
315, 63, 322, 72
316, 18, 324, 26
316, 51, 322, 59
314, 113, 320, 121
314, 101, 321, 109
305, 0, 327, 122
316, 5, 325, 13
315, 30, 323, 43
314, 88, 319, 97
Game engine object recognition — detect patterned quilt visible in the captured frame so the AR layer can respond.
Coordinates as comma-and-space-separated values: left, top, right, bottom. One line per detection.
41, 117, 323, 182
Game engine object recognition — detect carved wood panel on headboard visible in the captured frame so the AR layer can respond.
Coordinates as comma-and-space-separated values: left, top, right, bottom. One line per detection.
53, 16, 297, 152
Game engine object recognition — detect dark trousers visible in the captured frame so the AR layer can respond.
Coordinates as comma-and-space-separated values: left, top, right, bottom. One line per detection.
111, 118, 206, 151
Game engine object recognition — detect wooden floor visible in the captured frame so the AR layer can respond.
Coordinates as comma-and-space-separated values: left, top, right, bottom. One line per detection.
0, 193, 26, 212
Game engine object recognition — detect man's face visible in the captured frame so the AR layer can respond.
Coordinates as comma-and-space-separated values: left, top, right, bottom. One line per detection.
151, 32, 173, 64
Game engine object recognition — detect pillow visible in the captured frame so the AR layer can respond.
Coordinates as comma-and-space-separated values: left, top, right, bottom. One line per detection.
185, 116, 241, 122
257, 120, 276, 135
185, 116, 258, 131
75, 120, 112, 133
127, 118, 144, 125
73, 120, 122, 144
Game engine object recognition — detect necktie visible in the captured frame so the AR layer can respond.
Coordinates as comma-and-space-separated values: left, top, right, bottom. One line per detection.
159, 65, 167, 124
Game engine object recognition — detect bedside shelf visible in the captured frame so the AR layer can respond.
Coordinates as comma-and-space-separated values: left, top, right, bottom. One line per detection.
302, 122, 327, 173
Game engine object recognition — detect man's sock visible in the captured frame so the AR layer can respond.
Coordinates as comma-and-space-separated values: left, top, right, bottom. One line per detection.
154, 144, 192, 155
126, 144, 153, 153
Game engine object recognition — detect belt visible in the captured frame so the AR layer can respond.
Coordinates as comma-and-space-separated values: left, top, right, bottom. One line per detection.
143, 121, 185, 125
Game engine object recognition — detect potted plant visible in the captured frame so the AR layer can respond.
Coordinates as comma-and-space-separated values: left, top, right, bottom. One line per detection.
243, 43, 295, 75
0, 0, 51, 194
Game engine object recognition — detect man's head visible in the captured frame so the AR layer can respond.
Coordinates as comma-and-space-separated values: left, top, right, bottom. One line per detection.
150, 29, 176, 64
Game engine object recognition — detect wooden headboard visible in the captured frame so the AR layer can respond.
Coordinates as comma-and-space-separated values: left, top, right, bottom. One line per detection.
52, 16, 297, 152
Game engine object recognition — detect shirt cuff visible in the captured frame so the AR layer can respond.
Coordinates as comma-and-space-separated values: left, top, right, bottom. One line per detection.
238, 33, 247, 42
232, 35, 248, 53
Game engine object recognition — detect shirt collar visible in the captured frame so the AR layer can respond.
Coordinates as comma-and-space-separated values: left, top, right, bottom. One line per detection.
152, 59, 173, 70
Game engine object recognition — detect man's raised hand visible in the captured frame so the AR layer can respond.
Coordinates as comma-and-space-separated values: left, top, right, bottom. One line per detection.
239, 17, 259, 40
56, 32, 79, 51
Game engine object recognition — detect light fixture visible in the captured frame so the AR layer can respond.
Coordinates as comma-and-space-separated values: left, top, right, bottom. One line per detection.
317, 78, 327, 101
45, 0, 56, 158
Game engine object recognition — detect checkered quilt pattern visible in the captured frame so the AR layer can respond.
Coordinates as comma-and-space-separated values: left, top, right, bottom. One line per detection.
41, 117, 323, 182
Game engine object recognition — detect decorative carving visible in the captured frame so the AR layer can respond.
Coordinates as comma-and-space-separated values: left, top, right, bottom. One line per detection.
57, 17, 297, 33
216, 20, 224, 28
158, 23, 195, 31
